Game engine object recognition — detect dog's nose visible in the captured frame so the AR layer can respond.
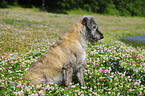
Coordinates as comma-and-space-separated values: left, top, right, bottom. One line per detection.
100, 35, 104, 39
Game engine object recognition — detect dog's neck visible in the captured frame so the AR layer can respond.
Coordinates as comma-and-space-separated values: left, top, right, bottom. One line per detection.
62, 22, 82, 41
80, 26, 88, 51
61, 22, 88, 51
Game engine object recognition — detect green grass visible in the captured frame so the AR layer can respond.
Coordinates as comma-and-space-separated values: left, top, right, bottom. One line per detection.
0, 8, 145, 95
0, 8, 145, 55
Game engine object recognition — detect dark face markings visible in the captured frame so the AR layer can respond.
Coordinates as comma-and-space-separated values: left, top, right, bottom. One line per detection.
86, 18, 104, 43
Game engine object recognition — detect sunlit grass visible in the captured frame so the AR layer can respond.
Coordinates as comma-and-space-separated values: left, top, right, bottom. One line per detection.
0, 8, 145, 95
1, 8, 145, 55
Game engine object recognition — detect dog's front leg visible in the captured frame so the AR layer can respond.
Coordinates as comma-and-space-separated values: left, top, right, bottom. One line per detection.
63, 65, 73, 86
76, 65, 85, 86
62, 67, 67, 86
66, 67, 73, 86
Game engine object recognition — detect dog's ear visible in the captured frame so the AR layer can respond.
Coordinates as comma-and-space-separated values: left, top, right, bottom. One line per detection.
82, 17, 91, 29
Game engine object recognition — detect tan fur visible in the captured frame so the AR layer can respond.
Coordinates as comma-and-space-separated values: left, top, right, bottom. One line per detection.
24, 21, 84, 84
24, 16, 104, 86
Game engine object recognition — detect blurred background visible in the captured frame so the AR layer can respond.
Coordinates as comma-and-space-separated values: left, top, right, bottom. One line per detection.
0, 0, 145, 16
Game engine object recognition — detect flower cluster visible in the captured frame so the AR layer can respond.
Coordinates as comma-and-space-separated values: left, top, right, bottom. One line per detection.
0, 8, 145, 96
0, 39, 145, 95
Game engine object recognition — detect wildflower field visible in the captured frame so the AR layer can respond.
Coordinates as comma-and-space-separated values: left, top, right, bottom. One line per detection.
0, 8, 145, 95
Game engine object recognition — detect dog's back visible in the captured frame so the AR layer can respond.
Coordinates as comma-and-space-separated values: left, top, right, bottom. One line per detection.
24, 21, 83, 85
24, 15, 104, 86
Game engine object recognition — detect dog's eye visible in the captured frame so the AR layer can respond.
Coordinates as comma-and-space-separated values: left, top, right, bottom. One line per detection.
93, 26, 96, 29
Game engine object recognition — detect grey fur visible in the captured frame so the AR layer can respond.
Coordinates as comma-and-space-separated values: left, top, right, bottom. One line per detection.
24, 15, 104, 86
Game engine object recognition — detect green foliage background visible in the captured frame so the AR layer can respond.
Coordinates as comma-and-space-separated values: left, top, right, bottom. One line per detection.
0, 0, 145, 16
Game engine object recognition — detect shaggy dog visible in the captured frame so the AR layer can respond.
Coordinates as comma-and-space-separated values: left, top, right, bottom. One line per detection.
24, 15, 104, 86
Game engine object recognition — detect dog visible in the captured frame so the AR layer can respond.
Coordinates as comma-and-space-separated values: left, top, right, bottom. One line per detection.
24, 15, 104, 86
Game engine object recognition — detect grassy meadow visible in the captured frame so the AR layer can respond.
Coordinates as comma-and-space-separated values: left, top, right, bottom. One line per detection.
0, 8, 145, 95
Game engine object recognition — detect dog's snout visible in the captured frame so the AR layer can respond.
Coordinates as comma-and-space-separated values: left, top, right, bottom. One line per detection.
100, 35, 104, 39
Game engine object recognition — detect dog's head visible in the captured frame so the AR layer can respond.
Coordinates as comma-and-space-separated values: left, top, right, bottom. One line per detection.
81, 15, 104, 43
